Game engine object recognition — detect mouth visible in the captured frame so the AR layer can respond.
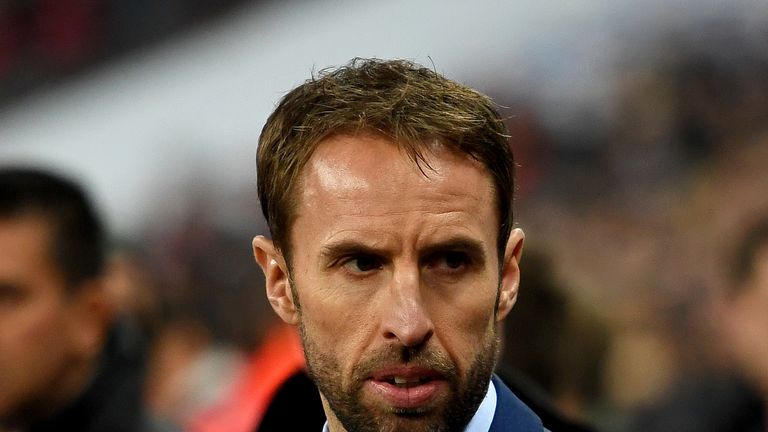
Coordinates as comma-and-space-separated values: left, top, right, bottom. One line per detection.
366, 367, 448, 409
382, 375, 435, 388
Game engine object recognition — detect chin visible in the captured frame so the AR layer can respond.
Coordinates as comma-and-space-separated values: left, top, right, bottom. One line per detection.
366, 417, 448, 432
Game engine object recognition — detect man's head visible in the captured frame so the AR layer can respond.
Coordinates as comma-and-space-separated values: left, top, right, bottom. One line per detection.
0, 168, 111, 427
257, 58, 515, 264
253, 59, 524, 432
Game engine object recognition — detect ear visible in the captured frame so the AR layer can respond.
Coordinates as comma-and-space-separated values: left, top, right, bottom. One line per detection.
67, 279, 114, 358
252, 235, 299, 325
496, 228, 524, 321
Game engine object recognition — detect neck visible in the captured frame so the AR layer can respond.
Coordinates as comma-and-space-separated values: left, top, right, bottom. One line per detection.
321, 396, 348, 432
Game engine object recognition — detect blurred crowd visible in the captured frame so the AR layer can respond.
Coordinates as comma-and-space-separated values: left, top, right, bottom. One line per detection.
0, 0, 247, 104
2, 3, 768, 432
502, 12, 768, 431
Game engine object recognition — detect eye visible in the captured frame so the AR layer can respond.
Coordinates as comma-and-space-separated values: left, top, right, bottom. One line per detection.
444, 251, 468, 269
427, 251, 471, 273
342, 254, 383, 274
0, 283, 27, 306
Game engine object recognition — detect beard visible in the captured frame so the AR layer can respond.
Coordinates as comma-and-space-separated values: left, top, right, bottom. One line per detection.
299, 320, 500, 432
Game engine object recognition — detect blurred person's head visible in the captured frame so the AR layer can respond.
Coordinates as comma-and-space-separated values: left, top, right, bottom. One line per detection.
103, 244, 162, 339
140, 219, 274, 423
0, 167, 112, 428
719, 217, 768, 400
253, 58, 525, 432
501, 249, 609, 419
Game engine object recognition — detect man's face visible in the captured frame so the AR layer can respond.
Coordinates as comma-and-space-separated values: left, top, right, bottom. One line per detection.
255, 134, 523, 432
0, 216, 91, 424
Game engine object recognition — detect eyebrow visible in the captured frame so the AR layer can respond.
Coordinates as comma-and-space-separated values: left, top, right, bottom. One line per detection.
319, 240, 391, 264
419, 237, 487, 264
0, 281, 26, 296
319, 236, 487, 265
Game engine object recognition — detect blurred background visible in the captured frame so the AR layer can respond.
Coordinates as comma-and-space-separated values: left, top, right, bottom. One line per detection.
2, 0, 768, 430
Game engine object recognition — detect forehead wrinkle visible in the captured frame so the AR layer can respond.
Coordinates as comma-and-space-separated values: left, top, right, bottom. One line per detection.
305, 178, 492, 219
320, 210, 486, 256
322, 227, 396, 245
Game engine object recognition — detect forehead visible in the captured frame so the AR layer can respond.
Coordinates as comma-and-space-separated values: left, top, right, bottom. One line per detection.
0, 216, 58, 279
309, 133, 491, 195
290, 134, 497, 244
0, 214, 52, 248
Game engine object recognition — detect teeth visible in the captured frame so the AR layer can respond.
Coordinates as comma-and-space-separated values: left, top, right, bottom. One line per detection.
392, 376, 426, 386
384, 375, 435, 386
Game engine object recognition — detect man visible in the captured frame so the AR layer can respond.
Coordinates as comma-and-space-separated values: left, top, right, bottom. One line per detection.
0, 168, 151, 432
252, 58, 544, 431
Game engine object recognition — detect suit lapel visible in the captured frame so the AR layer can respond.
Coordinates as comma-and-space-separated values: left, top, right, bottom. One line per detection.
488, 375, 543, 432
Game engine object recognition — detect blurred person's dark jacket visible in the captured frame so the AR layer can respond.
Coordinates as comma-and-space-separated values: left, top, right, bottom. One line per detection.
257, 370, 325, 432
23, 320, 166, 432
629, 373, 765, 432
500, 250, 605, 432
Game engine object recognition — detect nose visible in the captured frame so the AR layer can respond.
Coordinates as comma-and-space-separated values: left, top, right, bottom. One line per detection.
380, 265, 434, 348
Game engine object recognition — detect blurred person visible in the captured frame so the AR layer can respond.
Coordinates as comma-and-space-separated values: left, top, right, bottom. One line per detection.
136, 217, 323, 432
717, 217, 768, 430
252, 58, 545, 432
189, 323, 325, 432
142, 223, 255, 426
629, 217, 768, 432
104, 244, 164, 339
500, 250, 606, 432
0, 167, 157, 432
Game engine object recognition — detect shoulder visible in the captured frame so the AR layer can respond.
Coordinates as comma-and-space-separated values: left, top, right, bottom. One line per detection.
489, 375, 544, 432
492, 369, 597, 432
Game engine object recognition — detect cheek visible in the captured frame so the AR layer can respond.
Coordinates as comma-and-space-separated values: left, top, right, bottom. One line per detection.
0, 303, 70, 404
295, 267, 381, 336
430, 284, 498, 366
5, 305, 70, 363
296, 281, 388, 381
301, 291, 376, 354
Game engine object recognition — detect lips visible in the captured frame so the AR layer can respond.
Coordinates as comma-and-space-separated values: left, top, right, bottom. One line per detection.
366, 367, 447, 408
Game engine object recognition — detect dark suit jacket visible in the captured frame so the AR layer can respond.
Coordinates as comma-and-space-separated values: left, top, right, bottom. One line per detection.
490, 374, 544, 431
629, 373, 765, 432
495, 368, 596, 432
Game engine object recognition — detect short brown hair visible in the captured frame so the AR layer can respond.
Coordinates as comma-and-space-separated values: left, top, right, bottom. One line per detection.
0, 167, 105, 290
257, 58, 514, 261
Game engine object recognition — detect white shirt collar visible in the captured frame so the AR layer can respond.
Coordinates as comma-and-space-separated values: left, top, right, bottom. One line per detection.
464, 379, 497, 432
321, 380, 497, 432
